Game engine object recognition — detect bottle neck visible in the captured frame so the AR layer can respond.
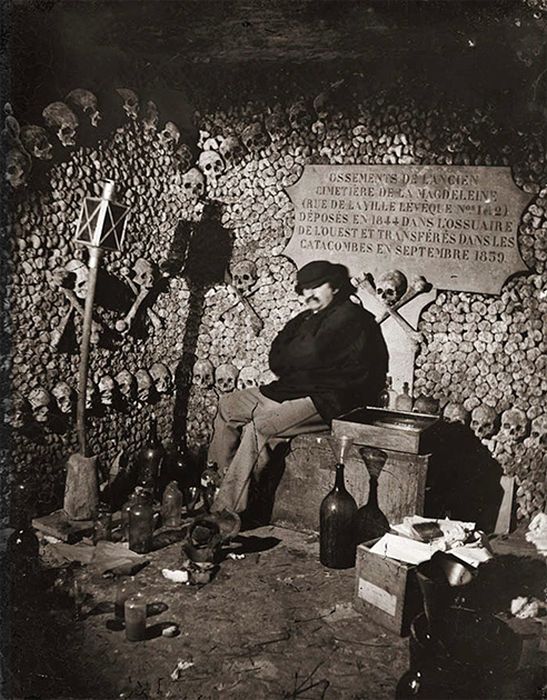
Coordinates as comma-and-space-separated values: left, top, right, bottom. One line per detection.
368, 475, 379, 506
334, 462, 346, 489
148, 418, 159, 446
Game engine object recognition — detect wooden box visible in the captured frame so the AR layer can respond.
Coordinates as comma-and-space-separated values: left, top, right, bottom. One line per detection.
268, 433, 429, 532
332, 407, 439, 455
353, 539, 422, 636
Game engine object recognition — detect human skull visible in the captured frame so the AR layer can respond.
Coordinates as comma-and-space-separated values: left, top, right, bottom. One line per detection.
198, 150, 225, 184
443, 402, 469, 426
241, 122, 270, 153
181, 167, 206, 202
412, 396, 439, 415
65, 88, 101, 127
115, 369, 136, 400
219, 135, 246, 166
288, 99, 313, 131
215, 363, 239, 393
376, 270, 408, 306
19, 125, 53, 160
238, 366, 261, 390
529, 414, 547, 450
230, 259, 258, 296
150, 362, 172, 394
98, 374, 116, 405
42, 101, 78, 147
6, 148, 31, 188
115, 88, 139, 119
142, 100, 159, 133
133, 258, 156, 289
470, 404, 498, 439
158, 121, 180, 150
65, 259, 88, 299
135, 369, 154, 403
193, 359, 214, 389
5, 392, 31, 429
52, 381, 75, 415
264, 106, 290, 140
499, 408, 528, 444
28, 387, 52, 423
175, 143, 194, 172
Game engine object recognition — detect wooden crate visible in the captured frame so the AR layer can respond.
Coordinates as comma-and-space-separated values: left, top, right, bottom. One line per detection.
353, 539, 422, 636
269, 433, 429, 532
332, 407, 439, 455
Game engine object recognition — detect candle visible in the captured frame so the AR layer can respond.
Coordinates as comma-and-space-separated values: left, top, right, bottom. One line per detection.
124, 593, 147, 641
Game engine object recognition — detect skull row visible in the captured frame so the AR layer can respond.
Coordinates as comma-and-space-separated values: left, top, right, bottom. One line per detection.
5, 363, 175, 427
193, 360, 263, 392
443, 402, 543, 447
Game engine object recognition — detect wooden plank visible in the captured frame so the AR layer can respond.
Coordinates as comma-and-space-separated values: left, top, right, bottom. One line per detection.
32, 509, 94, 543
494, 475, 515, 535
353, 540, 421, 636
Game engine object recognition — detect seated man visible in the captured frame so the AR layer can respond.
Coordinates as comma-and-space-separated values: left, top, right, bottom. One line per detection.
208, 260, 388, 514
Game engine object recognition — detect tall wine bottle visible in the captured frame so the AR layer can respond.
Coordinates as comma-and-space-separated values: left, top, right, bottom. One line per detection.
319, 436, 357, 569
356, 446, 390, 544
355, 474, 389, 543
7, 483, 40, 581
136, 415, 165, 497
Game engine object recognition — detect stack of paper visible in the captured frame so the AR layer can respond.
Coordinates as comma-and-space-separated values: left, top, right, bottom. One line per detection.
369, 516, 494, 567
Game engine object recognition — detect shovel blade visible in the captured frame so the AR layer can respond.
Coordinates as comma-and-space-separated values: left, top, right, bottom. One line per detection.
64, 453, 99, 521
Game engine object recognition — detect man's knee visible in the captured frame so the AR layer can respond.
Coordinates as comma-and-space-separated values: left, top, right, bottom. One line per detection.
217, 389, 256, 423
252, 412, 282, 439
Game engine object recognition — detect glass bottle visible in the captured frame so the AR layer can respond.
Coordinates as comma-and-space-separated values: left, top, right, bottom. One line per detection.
355, 474, 390, 544
172, 449, 201, 512
93, 503, 112, 543
121, 486, 147, 539
378, 375, 392, 408
136, 415, 165, 496
124, 592, 147, 641
319, 436, 358, 569
128, 490, 154, 553
161, 481, 183, 528
7, 483, 40, 580
395, 382, 413, 412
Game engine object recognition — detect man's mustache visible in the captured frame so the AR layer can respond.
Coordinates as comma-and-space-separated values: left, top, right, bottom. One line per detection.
306, 296, 319, 304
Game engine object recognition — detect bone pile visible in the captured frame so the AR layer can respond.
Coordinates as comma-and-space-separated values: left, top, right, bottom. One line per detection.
3, 82, 545, 522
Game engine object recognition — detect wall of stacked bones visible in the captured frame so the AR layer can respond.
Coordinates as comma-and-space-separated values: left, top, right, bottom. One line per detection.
3, 81, 545, 523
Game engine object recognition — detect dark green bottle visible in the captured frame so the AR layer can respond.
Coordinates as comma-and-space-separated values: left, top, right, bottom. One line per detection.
355, 474, 390, 544
7, 484, 40, 579
136, 415, 164, 496
319, 461, 357, 569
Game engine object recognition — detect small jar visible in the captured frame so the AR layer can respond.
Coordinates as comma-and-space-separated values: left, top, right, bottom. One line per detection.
161, 481, 183, 528
122, 487, 146, 539
93, 505, 112, 544
124, 593, 147, 641
128, 494, 154, 554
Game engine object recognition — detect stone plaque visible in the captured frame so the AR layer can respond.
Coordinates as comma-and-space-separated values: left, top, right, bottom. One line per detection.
284, 165, 531, 294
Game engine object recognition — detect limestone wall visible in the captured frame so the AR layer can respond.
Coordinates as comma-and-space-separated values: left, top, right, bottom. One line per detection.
3, 81, 545, 521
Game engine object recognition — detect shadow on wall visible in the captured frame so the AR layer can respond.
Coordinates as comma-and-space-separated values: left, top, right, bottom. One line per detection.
170, 201, 233, 450
424, 422, 504, 533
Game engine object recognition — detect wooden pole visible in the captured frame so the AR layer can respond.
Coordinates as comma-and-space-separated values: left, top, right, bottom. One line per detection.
76, 246, 103, 457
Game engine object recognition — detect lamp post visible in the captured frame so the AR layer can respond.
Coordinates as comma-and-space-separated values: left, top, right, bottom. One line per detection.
64, 180, 130, 520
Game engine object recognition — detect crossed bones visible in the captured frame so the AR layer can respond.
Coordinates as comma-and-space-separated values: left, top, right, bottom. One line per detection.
117, 268, 163, 334
355, 273, 432, 346
49, 268, 103, 348
220, 271, 264, 336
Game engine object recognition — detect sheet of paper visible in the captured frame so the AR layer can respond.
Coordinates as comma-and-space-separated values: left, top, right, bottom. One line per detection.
369, 533, 445, 565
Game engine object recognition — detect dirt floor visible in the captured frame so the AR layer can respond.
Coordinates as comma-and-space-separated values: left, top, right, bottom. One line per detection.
2, 524, 546, 699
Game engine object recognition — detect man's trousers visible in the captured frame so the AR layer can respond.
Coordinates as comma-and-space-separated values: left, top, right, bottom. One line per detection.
208, 387, 329, 513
